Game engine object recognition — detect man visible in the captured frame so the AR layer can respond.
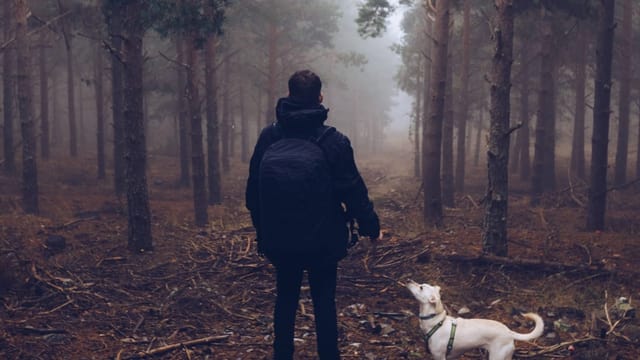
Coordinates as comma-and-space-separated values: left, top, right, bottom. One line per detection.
246, 70, 380, 360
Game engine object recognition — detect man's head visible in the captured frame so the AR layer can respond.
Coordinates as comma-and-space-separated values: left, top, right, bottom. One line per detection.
288, 70, 323, 105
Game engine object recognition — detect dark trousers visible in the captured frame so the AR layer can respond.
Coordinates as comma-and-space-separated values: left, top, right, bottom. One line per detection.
272, 258, 340, 360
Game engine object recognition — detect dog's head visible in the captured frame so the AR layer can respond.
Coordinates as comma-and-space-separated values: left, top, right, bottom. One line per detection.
406, 280, 444, 313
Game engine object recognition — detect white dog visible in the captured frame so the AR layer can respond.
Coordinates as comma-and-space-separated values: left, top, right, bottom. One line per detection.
406, 280, 544, 360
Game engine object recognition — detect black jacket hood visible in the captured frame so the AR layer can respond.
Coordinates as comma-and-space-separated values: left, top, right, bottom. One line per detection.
275, 97, 329, 131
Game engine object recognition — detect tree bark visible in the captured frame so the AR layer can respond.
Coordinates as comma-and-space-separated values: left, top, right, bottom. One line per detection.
107, 6, 125, 195
58, 1, 77, 158
483, 0, 514, 257
15, 0, 39, 214
3, 0, 16, 174
205, 34, 222, 204
414, 57, 422, 179
571, 26, 587, 180
455, 0, 470, 192
474, 111, 483, 167
586, 0, 615, 231
265, 22, 278, 128
122, 0, 152, 251
94, 42, 105, 180
422, 0, 449, 228
531, 10, 553, 206
613, 0, 632, 186
442, 53, 455, 207
516, 41, 531, 181
221, 60, 231, 172
39, 30, 49, 160
176, 36, 190, 187
186, 38, 209, 227
240, 81, 249, 164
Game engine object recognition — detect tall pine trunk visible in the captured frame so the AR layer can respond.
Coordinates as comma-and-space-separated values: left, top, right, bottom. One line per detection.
423, 0, 449, 227
39, 31, 49, 160
516, 41, 531, 181
442, 55, 455, 207
122, 0, 152, 251
3, 0, 15, 174
176, 36, 190, 187
455, 0, 470, 192
59, 6, 77, 157
205, 34, 222, 204
186, 38, 209, 226
483, 0, 514, 256
94, 42, 105, 179
265, 23, 278, 127
586, 0, 615, 231
531, 10, 553, 205
474, 110, 483, 167
413, 57, 422, 179
221, 60, 230, 172
571, 27, 587, 180
613, 0, 632, 185
240, 82, 249, 163
15, 0, 38, 214
107, 8, 125, 194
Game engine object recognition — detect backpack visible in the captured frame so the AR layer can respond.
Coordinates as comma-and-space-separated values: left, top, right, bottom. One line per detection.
258, 125, 337, 255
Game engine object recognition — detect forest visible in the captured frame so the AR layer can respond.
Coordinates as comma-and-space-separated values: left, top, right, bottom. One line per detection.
0, 0, 639, 359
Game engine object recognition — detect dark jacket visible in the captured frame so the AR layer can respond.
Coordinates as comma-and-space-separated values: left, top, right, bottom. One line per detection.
245, 97, 379, 262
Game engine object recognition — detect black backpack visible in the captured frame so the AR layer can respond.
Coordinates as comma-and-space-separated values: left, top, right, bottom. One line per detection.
258, 125, 337, 255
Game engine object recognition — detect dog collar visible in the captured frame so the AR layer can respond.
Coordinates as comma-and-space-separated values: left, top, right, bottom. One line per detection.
418, 313, 438, 320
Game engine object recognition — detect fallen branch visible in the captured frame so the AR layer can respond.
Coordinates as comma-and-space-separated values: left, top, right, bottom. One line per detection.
121, 335, 230, 359
515, 336, 602, 358
436, 253, 614, 274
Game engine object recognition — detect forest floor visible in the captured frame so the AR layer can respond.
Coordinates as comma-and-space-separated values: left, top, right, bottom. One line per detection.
1, 148, 639, 360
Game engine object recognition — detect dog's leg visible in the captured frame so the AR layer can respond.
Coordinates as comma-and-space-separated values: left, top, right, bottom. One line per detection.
488, 342, 514, 360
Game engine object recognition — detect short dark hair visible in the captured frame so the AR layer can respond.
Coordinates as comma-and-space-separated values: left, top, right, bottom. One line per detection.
288, 70, 322, 105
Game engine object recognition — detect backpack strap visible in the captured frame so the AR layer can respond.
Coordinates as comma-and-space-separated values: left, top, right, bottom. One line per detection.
313, 126, 336, 145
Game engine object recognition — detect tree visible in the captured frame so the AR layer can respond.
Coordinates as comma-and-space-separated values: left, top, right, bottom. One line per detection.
39, 30, 50, 160
204, 31, 222, 204
586, 0, 615, 231
104, 3, 125, 194
56, 0, 78, 158
94, 41, 105, 179
121, 0, 153, 251
176, 36, 191, 188
442, 50, 455, 207
15, 0, 39, 214
613, 0, 632, 186
423, 0, 450, 227
455, 0, 471, 192
483, 0, 514, 256
570, 23, 587, 180
3, 0, 16, 175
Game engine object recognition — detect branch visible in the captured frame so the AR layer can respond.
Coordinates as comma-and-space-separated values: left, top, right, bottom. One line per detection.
503, 122, 523, 139
119, 335, 230, 359
0, 10, 71, 53
158, 51, 187, 70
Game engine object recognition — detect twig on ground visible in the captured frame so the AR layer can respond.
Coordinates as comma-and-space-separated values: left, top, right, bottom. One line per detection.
121, 335, 230, 359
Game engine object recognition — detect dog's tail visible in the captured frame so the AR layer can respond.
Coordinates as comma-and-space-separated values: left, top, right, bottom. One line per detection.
510, 313, 544, 342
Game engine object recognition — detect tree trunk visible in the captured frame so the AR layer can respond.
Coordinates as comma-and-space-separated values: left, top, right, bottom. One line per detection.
586, 0, 615, 231
61, 21, 77, 157
413, 57, 422, 179
122, 0, 152, 251
94, 42, 105, 180
176, 36, 190, 187
483, 0, 514, 257
107, 7, 125, 195
15, 0, 39, 214
442, 54, 455, 207
516, 40, 531, 181
265, 22, 278, 127
221, 60, 230, 172
205, 34, 222, 204
531, 10, 553, 205
3, 0, 16, 174
613, 0, 632, 186
39, 31, 49, 160
186, 38, 209, 227
571, 27, 587, 180
474, 111, 483, 167
240, 82, 249, 163
455, 0, 470, 192
422, 0, 449, 228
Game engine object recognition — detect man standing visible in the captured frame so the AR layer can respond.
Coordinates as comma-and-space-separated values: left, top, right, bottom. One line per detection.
246, 70, 380, 360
